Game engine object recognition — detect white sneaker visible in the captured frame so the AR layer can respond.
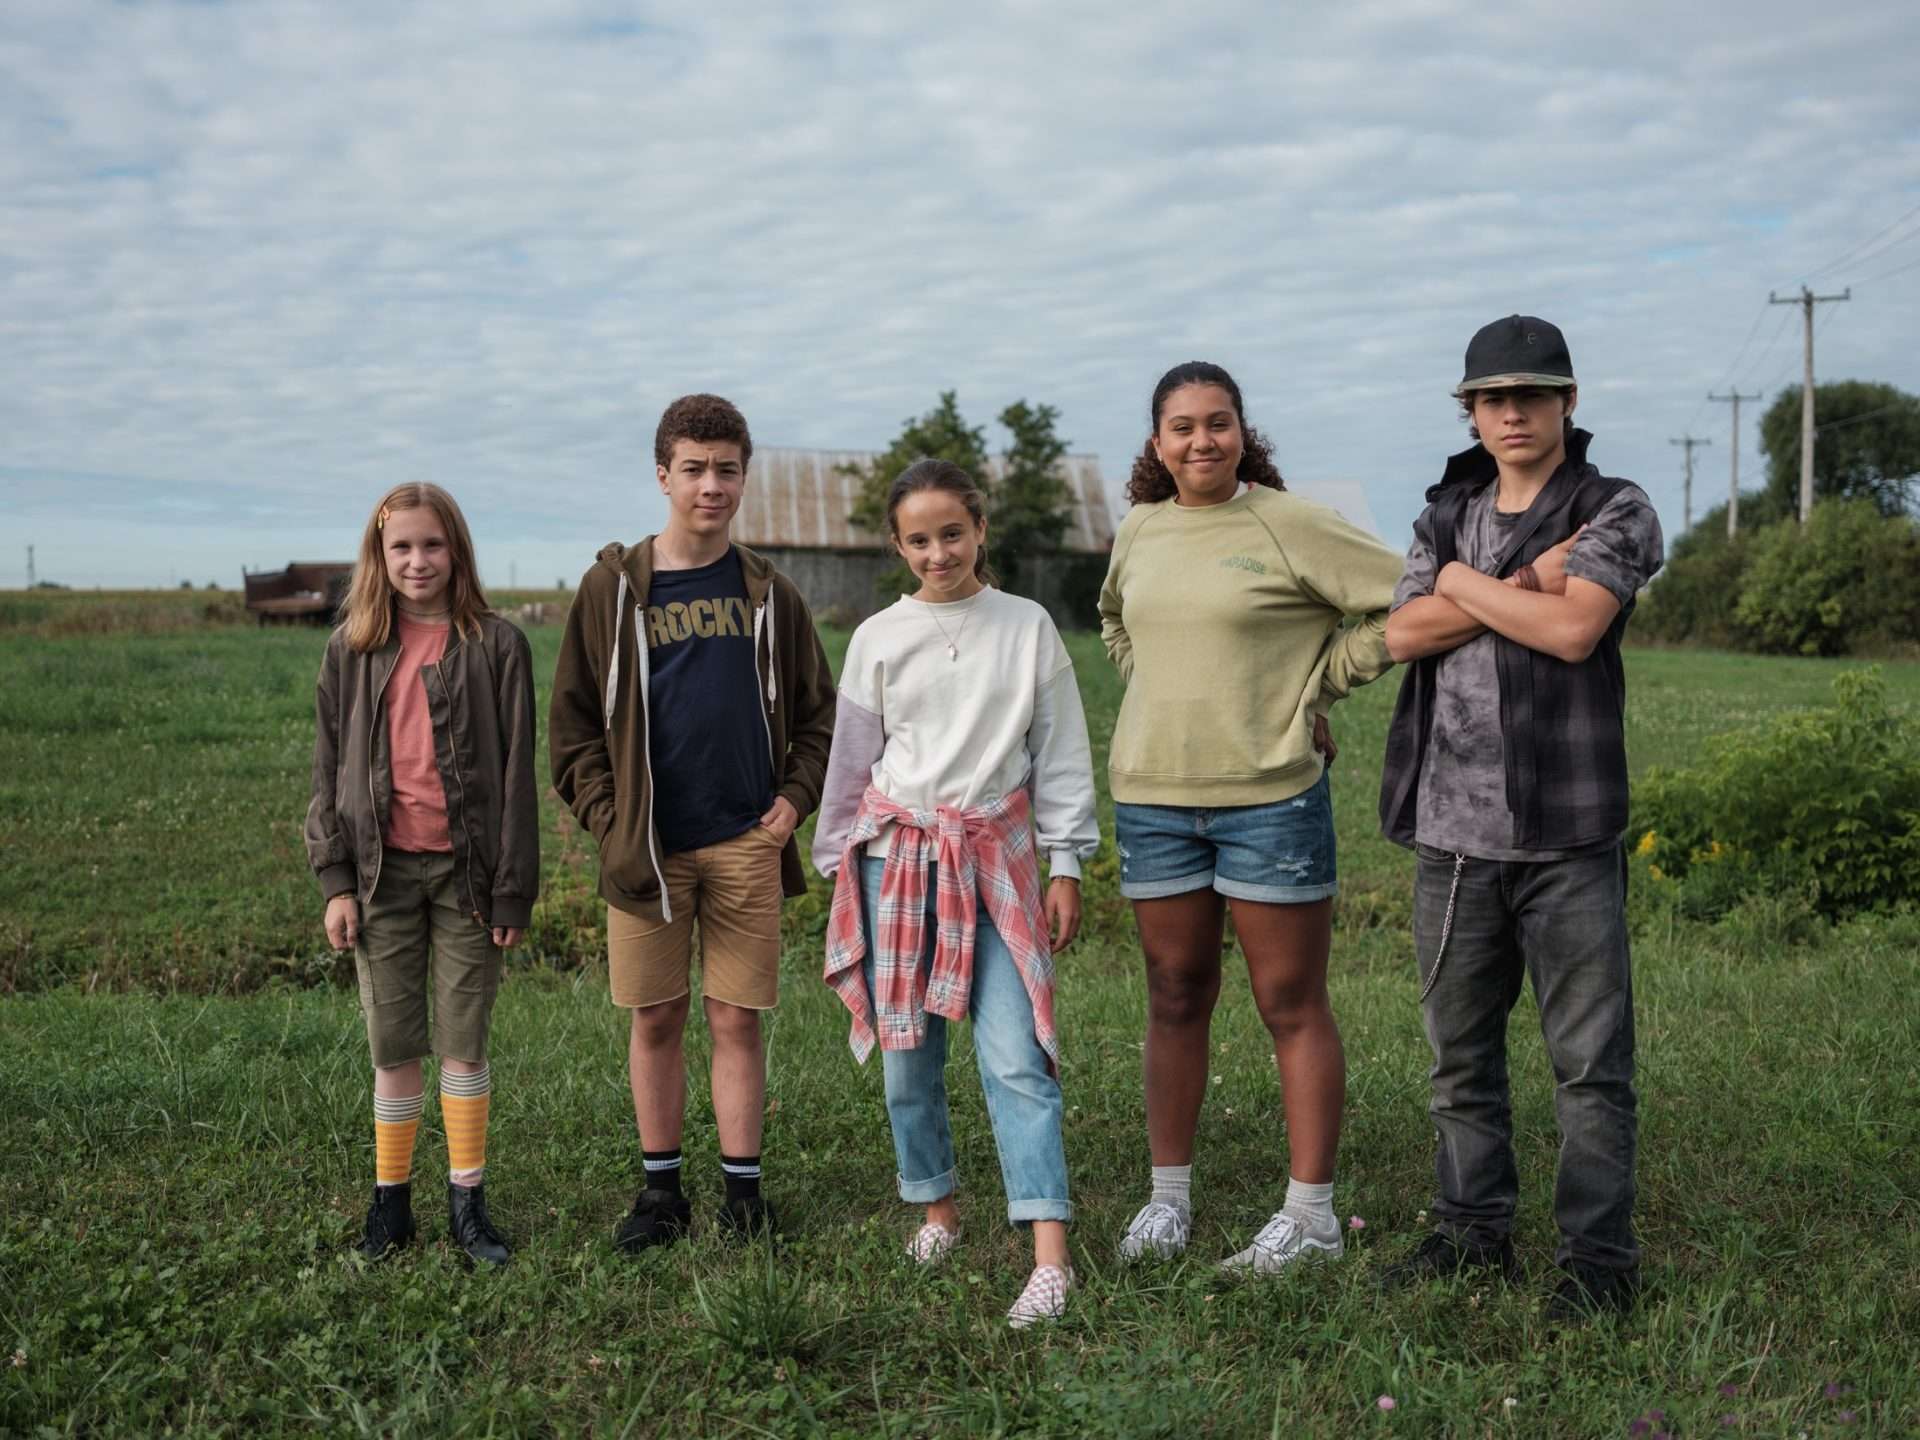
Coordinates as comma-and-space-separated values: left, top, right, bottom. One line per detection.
906, 1221, 959, 1265
1118, 1200, 1191, 1260
1006, 1264, 1074, 1329
1218, 1210, 1344, 1274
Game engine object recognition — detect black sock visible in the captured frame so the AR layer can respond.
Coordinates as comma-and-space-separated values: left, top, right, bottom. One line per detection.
720, 1153, 762, 1204
642, 1148, 683, 1197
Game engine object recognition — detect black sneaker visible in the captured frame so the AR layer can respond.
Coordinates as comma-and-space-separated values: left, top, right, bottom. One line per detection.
615, 1187, 692, 1254
714, 1193, 778, 1243
357, 1183, 417, 1261
1378, 1228, 1518, 1290
448, 1181, 512, 1268
1544, 1263, 1639, 1324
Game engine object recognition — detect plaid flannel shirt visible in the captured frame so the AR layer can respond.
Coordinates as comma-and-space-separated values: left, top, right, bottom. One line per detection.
822, 784, 1057, 1067
1381, 429, 1638, 852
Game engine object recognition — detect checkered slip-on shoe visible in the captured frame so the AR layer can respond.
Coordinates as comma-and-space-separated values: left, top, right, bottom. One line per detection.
1006, 1264, 1074, 1329
906, 1221, 960, 1265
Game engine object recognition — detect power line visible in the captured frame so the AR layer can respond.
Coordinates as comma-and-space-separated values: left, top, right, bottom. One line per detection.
1804, 198, 1920, 282
1716, 301, 1773, 388
1739, 306, 1799, 393
1838, 223, 1920, 277
1707, 390, 1761, 539
1812, 402, 1904, 434
1758, 300, 1843, 398
1768, 286, 1850, 524
1859, 251, 1920, 286
1669, 434, 1712, 531
1686, 299, 1772, 435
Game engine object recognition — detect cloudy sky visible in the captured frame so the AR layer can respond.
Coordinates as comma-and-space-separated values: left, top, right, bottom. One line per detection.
5, 0, 1918, 590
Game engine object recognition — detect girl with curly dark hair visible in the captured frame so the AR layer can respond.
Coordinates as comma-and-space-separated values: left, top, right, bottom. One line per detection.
1098, 361, 1404, 1276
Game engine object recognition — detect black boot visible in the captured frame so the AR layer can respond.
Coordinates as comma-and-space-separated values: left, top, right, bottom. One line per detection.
614, 1187, 692, 1254
1545, 1262, 1640, 1325
1378, 1228, 1517, 1290
447, 1181, 512, 1268
715, 1193, 779, 1243
357, 1183, 417, 1260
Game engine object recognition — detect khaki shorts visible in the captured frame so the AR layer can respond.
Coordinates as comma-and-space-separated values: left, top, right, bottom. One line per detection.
608, 823, 785, 1010
353, 849, 503, 1067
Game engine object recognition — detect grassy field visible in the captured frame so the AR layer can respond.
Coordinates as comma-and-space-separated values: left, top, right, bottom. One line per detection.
1, 603, 1917, 1435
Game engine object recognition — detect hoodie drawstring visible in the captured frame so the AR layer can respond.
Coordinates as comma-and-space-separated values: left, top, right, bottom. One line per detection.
764, 585, 777, 705
604, 573, 628, 729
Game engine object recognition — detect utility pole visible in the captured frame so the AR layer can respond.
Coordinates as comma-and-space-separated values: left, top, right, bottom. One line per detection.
25, 545, 34, 589
1669, 435, 1711, 531
1769, 285, 1850, 524
1707, 390, 1761, 539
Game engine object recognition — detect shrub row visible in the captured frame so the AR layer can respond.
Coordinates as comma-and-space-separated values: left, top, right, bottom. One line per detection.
1635, 500, 1920, 657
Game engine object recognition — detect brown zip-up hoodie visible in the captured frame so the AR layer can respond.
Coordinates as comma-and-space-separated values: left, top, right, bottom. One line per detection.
549, 538, 836, 919
306, 612, 541, 928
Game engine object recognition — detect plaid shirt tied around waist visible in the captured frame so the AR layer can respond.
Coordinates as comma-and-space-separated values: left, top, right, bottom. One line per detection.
822, 785, 1057, 1068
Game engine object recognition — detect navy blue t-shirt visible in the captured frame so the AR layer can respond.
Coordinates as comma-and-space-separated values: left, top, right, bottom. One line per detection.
644, 549, 775, 855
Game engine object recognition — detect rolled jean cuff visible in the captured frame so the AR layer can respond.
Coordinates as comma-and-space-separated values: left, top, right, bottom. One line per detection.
897, 1166, 957, 1204
1007, 1198, 1072, 1226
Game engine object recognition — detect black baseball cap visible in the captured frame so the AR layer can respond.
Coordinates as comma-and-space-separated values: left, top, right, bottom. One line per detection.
1454, 315, 1576, 396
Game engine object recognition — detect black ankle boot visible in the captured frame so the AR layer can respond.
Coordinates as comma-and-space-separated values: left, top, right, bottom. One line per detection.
357, 1183, 416, 1260
448, 1181, 512, 1268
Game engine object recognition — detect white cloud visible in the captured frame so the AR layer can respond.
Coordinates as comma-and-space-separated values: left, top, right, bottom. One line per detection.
2, 0, 1918, 587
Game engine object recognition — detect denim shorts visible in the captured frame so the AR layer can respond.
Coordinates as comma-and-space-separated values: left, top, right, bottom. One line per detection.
1114, 772, 1338, 904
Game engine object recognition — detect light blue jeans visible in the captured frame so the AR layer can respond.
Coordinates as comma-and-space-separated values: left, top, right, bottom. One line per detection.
858, 856, 1071, 1225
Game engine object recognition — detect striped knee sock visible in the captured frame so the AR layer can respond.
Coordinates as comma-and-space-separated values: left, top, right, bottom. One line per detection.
374, 1091, 424, 1187
441, 1063, 491, 1187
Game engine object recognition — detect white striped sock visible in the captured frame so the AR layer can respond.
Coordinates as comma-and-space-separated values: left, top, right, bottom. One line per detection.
440, 1063, 491, 1099
374, 1092, 425, 1124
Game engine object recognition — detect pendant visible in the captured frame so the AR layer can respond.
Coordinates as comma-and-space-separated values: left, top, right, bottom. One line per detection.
946, 644, 958, 661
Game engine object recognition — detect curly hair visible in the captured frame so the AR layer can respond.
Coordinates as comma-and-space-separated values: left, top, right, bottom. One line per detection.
1126, 361, 1283, 505
654, 393, 753, 470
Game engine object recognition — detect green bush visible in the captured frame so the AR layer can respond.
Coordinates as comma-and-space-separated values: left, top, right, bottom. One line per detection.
1631, 511, 1755, 647
1636, 501, 1920, 656
1731, 500, 1920, 656
1633, 668, 1920, 919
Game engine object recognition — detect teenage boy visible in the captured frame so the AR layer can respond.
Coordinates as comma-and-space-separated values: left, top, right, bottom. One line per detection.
1378, 316, 1663, 1321
551, 393, 836, 1249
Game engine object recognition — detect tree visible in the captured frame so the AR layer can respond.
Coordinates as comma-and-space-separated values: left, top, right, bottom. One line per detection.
842, 392, 992, 598
1731, 499, 1920, 656
844, 391, 990, 538
1759, 380, 1920, 518
991, 400, 1074, 595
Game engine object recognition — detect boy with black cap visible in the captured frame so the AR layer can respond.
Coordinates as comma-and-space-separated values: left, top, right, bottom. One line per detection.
1377, 316, 1663, 1321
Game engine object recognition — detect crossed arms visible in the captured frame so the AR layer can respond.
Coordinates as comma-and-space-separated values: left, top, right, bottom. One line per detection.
1384, 529, 1623, 666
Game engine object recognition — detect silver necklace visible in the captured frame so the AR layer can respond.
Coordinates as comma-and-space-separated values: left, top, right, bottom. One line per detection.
923, 594, 979, 661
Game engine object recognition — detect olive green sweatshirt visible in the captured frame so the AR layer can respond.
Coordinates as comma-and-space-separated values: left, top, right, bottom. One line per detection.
1097, 485, 1402, 806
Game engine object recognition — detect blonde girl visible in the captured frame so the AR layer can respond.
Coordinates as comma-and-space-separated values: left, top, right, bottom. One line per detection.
815, 459, 1099, 1328
306, 483, 539, 1265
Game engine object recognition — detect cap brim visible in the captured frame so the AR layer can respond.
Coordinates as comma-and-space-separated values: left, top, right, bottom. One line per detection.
1454, 373, 1578, 397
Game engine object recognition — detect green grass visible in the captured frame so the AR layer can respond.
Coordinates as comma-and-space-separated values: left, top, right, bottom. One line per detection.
2, 606, 1918, 1434
5, 620, 1917, 994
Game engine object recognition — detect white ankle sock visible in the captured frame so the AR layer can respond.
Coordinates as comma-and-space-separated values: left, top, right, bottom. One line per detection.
1150, 1164, 1192, 1218
1283, 1177, 1335, 1230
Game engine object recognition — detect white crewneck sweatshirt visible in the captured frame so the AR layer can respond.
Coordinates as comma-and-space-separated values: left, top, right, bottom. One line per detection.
810, 587, 1099, 880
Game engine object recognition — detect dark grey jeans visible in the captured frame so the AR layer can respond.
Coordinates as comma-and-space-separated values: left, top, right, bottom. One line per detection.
1413, 843, 1639, 1271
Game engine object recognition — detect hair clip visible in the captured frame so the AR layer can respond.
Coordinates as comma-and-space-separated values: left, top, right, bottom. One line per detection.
377, 506, 391, 530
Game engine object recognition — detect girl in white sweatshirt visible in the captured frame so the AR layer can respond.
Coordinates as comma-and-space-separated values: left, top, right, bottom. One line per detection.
814, 458, 1099, 1328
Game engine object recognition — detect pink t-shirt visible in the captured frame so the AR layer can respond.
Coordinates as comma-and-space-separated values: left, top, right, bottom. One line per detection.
382, 615, 453, 854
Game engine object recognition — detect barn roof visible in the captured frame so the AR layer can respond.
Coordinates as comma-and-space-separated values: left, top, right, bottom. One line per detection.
733, 449, 1115, 554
